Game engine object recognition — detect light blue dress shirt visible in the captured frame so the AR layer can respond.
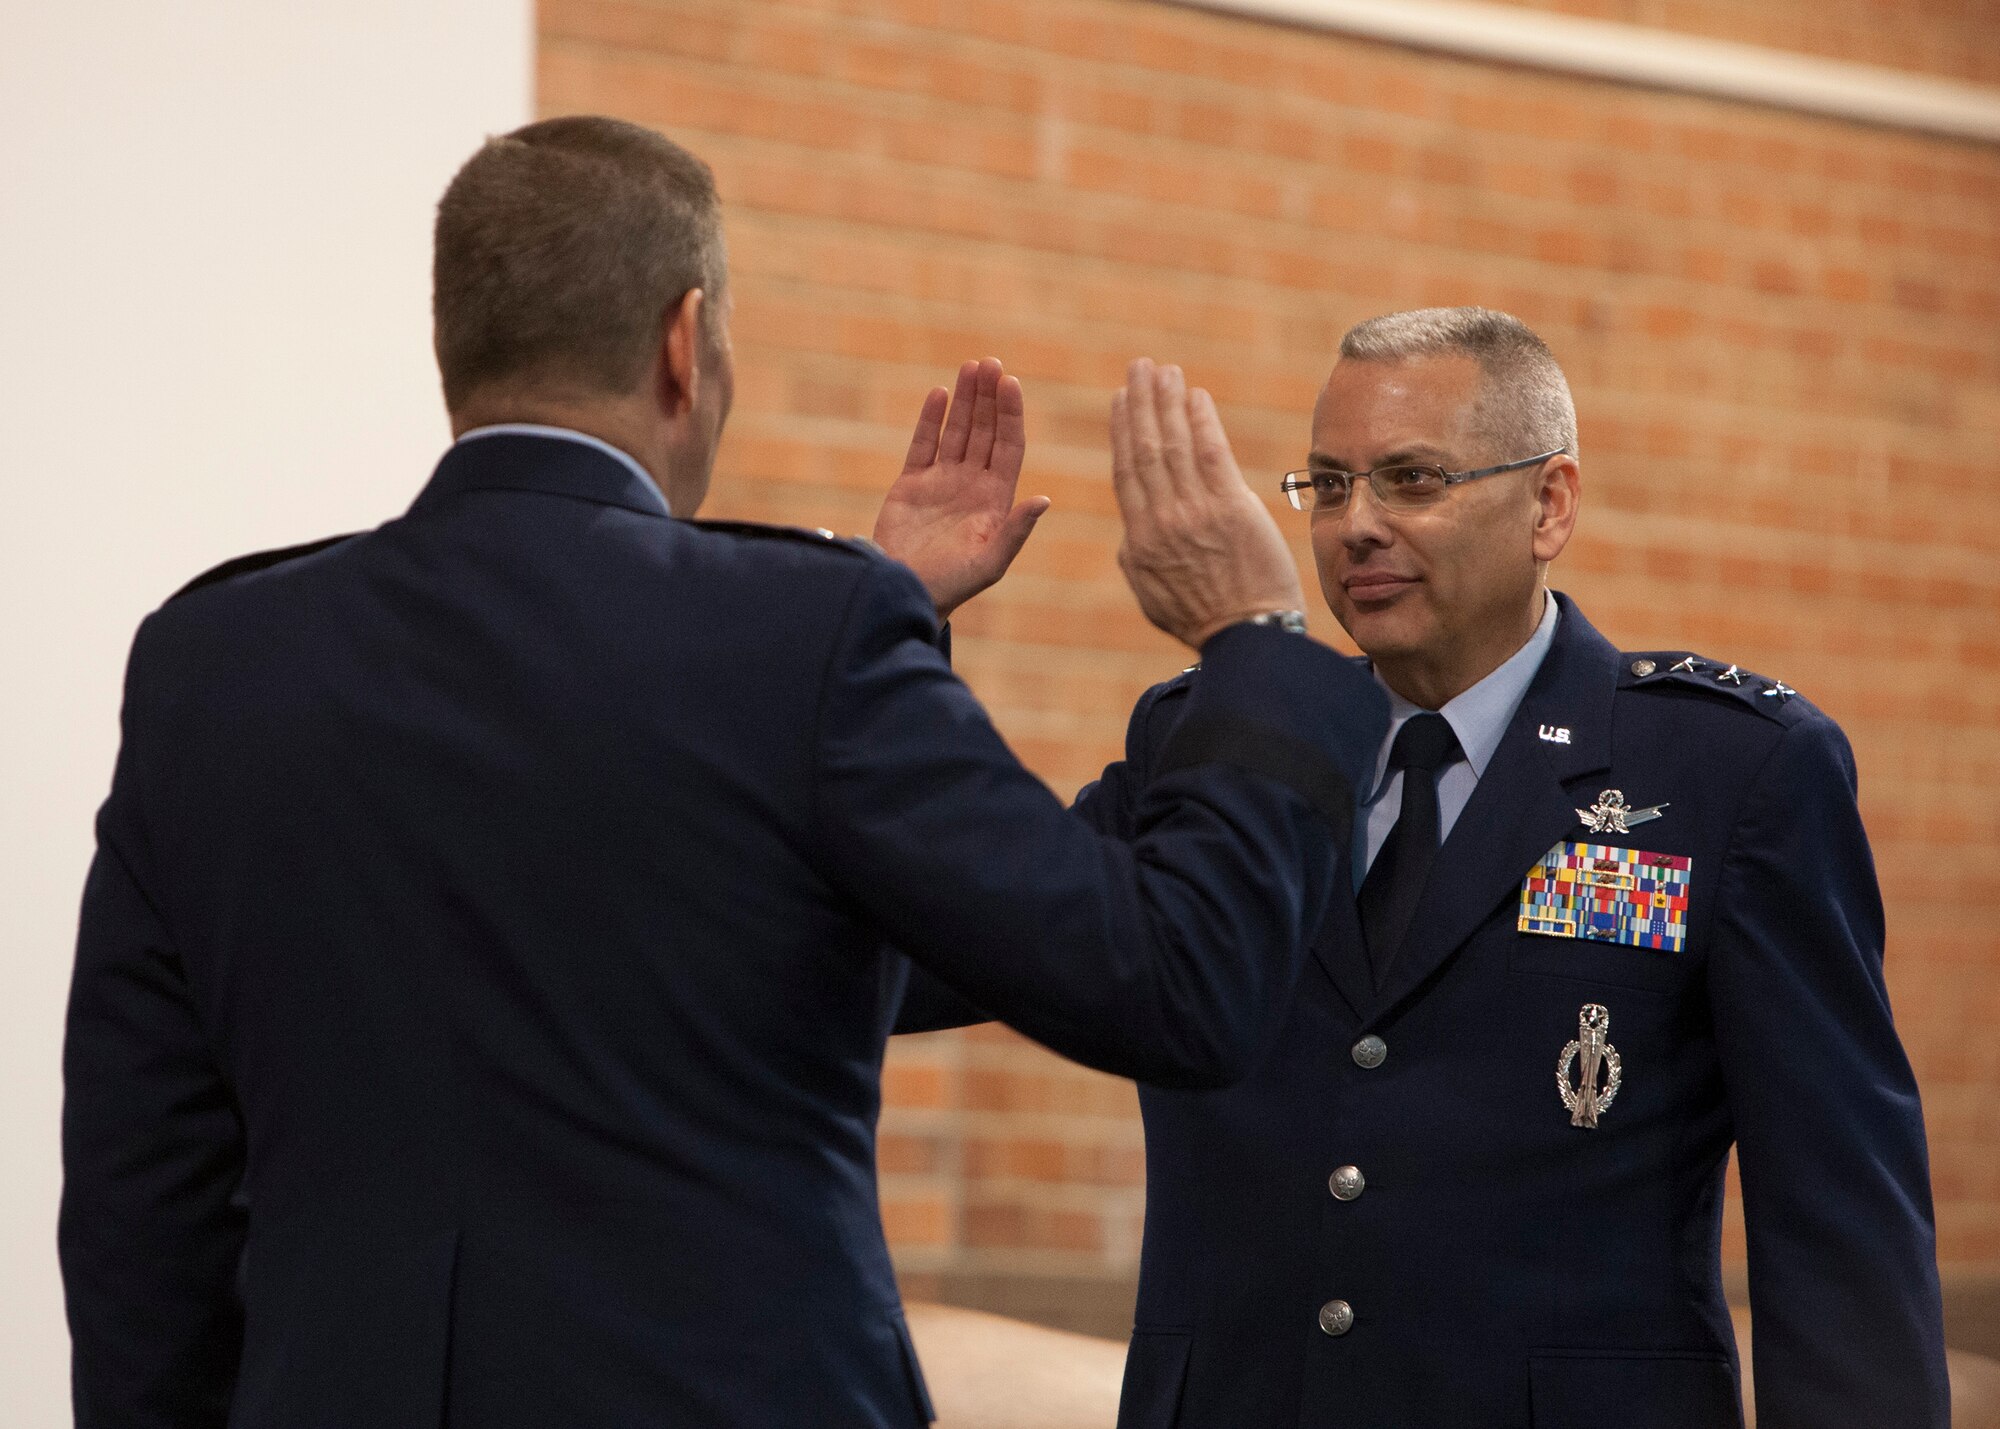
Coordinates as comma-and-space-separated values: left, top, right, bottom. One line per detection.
454, 423, 671, 514
1357, 592, 1560, 881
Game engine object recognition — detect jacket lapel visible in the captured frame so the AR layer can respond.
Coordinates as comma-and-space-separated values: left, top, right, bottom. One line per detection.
1310, 876, 1374, 1021
1299, 654, 1382, 1020
1367, 595, 1621, 1021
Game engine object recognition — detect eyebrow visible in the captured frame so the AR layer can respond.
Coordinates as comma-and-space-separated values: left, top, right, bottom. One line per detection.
1307, 444, 1452, 470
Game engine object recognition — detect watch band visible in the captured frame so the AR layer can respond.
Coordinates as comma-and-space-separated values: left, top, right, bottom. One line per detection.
1243, 610, 1310, 636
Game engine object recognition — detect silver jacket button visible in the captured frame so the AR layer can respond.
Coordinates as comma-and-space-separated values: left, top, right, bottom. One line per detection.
1329, 1165, 1366, 1201
1318, 1299, 1354, 1336
1351, 1035, 1387, 1069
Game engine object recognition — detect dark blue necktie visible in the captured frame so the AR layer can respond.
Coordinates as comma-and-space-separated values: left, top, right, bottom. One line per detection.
1358, 713, 1465, 986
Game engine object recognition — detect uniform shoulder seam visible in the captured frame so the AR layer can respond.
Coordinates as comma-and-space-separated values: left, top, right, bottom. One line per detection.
167, 533, 362, 603
687, 518, 882, 559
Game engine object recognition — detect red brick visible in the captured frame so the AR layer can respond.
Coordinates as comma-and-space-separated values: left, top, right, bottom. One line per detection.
545, 0, 2000, 1283
964, 1201, 1104, 1253
1566, 163, 1623, 208
1820, 265, 1872, 303
883, 1062, 952, 1110
881, 1193, 954, 1247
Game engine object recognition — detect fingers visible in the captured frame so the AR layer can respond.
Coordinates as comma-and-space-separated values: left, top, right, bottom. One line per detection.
990, 373, 1026, 482
965, 358, 1002, 468
1113, 357, 1206, 519
1151, 364, 1200, 495
1112, 358, 1169, 521
1186, 387, 1246, 494
901, 387, 949, 475
1122, 360, 1166, 504
991, 495, 1051, 570
1109, 385, 1143, 517
938, 359, 980, 464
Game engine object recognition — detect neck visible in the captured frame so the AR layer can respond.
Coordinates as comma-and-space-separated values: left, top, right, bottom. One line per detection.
1375, 586, 1547, 710
451, 391, 675, 500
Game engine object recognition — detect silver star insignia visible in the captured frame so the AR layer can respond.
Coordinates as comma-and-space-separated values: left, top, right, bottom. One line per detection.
1715, 664, 1746, 685
1669, 656, 1703, 673
1576, 789, 1670, 835
1760, 681, 1795, 702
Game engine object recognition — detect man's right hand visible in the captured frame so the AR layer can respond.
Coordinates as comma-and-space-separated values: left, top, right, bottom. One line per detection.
872, 358, 1048, 623
1109, 359, 1308, 651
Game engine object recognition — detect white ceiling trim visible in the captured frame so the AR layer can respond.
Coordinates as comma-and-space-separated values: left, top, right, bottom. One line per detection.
1164, 0, 2000, 145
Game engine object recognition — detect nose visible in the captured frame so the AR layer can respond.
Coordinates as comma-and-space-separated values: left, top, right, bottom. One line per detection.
1327, 477, 1393, 552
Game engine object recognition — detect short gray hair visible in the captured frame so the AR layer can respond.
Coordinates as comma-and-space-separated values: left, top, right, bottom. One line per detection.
1338, 307, 1577, 460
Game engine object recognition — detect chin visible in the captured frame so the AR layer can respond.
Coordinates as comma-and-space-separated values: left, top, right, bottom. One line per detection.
1340, 603, 1427, 664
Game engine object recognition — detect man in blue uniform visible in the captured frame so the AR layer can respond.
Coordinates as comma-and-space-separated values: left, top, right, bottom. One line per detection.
904, 307, 1949, 1426
58, 117, 1391, 1428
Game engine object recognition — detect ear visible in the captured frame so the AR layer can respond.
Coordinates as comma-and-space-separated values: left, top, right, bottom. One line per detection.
655, 288, 706, 418
1530, 454, 1581, 564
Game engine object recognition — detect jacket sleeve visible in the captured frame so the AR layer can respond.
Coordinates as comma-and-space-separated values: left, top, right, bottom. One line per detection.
818, 558, 1384, 1088
60, 622, 247, 1429
891, 678, 1176, 1036
1708, 713, 1949, 1427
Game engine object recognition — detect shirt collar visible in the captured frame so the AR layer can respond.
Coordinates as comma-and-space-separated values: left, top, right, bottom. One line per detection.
453, 424, 670, 515
1363, 591, 1561, 802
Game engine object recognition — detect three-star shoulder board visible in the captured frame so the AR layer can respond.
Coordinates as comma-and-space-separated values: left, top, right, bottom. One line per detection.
169, 533, 361, 603
1619, 651, 1805, 723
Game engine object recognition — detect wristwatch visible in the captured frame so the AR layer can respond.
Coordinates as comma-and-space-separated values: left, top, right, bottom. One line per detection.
1243, 610, 1310, 636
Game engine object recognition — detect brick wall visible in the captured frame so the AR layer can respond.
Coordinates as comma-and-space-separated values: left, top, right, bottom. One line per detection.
1482, 0, 2000, 86
538, 0, 2000, 1340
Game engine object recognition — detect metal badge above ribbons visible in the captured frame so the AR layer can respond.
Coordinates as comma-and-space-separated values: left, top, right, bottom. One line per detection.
1518, 841, 1692, 952
1576, 789, 1666, 835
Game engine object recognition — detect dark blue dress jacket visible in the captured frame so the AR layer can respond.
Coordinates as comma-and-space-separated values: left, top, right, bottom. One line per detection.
900, 593, 1948, 1428
59, 433, 1391, 1429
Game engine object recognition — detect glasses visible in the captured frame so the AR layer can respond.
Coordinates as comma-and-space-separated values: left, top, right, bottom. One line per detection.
1280, 449, 1564, 513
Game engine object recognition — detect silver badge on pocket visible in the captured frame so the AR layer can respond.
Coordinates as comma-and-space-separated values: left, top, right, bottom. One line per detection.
1558, 1004, 1621, 1129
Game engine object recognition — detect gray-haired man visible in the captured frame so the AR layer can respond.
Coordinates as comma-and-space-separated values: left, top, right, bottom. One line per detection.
903, 307, 1947, 1428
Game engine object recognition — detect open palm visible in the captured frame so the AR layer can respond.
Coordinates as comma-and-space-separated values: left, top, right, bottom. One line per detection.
873, 358, 1049, 621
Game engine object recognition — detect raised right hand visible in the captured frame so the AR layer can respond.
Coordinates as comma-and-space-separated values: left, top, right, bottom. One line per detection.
1109, 359, 1307, 651
872, 358, 1048, 622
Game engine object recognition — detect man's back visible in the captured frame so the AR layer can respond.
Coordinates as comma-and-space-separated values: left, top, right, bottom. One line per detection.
85, 436, 937, 1425
64, 432, 1386, 1428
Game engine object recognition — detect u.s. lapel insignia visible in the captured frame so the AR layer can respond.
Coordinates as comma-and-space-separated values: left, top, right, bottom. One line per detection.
1576, 789, 1667, 835
1519, 842, 1692, 952
1558, 1004, 1621, 1129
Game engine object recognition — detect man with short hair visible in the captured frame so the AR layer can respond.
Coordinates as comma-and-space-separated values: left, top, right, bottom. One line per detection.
906, 306, 1949, 1426
58, 116, 1390, 1428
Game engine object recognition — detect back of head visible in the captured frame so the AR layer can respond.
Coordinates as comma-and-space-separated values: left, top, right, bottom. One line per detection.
432, 116, 725, 412
1338, 306, 1577, 461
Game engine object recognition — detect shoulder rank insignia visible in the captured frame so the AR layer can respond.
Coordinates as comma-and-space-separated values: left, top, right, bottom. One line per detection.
1520, 841, 1690, 953
1620, 651, 1804, 724
1576, 789, 1666, 835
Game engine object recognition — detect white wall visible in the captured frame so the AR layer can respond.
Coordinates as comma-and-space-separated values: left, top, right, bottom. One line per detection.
0, 4, 531, 1420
